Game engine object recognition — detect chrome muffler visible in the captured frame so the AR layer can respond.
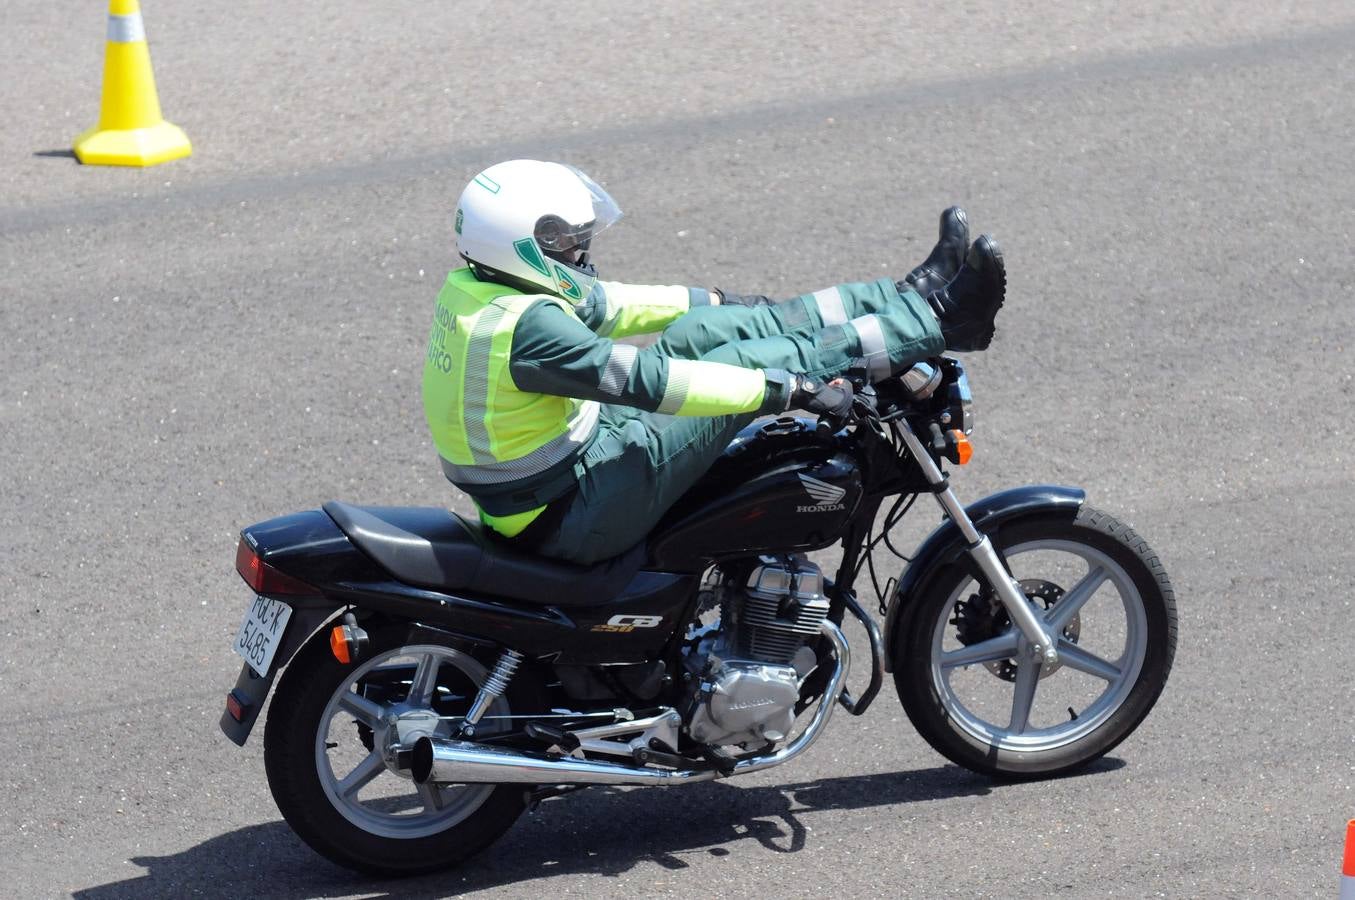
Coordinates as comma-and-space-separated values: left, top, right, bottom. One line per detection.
411, 621, 850, 787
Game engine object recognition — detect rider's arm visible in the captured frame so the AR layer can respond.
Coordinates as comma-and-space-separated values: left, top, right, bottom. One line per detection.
510, 302, 791, 415
572, 281, 719, 339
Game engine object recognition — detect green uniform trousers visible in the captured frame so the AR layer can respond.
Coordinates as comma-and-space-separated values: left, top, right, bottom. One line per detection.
528, 279, 942, 564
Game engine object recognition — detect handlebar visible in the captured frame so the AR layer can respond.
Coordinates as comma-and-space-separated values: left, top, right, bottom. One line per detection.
811, 357, 972, 463
813, 379, 885, 437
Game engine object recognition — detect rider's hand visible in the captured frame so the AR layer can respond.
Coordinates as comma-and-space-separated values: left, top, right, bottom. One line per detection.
789, 375, 854, 418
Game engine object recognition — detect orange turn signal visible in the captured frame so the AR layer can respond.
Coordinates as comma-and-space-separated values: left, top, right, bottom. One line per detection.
949, 430, 973, 465
329, 625, 352, 664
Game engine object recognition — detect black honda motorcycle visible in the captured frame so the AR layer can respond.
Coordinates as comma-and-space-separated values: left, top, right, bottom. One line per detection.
220, 357, 1176, 875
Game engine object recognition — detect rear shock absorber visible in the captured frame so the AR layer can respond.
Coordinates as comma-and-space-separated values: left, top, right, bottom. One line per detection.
460, 649, 524, 737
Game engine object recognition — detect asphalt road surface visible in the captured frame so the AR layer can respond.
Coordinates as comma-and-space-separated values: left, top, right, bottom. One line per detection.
4, 2, 1354, 897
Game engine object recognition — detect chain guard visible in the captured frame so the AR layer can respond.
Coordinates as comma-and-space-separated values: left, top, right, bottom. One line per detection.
950, 578, 1081, 682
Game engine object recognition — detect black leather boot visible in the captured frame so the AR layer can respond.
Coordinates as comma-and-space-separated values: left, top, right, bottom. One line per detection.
899, 206, 969, 299
926, 234, 1006, 352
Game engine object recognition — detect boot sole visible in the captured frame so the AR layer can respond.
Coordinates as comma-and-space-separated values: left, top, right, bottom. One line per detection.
974, 235, 1005, 350
953, 235, 1005, 351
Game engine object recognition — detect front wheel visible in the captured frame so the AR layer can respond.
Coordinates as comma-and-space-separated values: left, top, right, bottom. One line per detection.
263, 624, 539, 875
894, 505, 1177, 779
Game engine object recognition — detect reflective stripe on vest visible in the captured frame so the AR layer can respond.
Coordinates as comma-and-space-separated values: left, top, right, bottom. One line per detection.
423, 268, 597, 488
440, 398, 598, 485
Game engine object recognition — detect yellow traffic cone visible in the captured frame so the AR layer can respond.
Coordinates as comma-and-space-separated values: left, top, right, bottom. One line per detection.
73, 0, 191, 167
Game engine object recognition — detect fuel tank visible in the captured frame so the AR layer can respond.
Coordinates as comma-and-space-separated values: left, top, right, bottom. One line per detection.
647, 417, 862, 571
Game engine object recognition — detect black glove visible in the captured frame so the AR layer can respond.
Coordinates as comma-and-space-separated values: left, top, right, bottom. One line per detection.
712, 289, 775, 308
789, 374, 854, 418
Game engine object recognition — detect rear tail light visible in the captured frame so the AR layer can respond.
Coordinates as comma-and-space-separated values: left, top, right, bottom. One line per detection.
235, 537, 318, 595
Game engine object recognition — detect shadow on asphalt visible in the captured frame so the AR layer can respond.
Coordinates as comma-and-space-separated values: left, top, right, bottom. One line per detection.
75, 759, 1122, 898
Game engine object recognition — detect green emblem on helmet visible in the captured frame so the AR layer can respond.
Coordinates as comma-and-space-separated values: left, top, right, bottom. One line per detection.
455, 208, 463, 234
513, 238, 551, 277
553, 264, 583, 300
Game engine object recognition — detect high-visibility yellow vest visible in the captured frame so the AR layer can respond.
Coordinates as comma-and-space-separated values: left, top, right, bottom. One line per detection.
422, 268, 597, 535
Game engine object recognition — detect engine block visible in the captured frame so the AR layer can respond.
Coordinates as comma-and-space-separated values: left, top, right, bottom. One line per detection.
684, 555, 831, 748
726, 555, 831, 665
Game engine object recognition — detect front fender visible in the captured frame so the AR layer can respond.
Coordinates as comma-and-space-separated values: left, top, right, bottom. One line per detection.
882, 484, 1086, 672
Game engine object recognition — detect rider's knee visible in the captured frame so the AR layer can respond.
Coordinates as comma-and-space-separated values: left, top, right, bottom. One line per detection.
657, 316, 713, 359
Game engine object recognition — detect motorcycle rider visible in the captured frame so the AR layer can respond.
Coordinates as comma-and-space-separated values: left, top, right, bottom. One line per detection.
422, 159, 1005, 564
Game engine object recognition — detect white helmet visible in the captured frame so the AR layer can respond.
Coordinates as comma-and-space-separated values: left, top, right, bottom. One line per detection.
454, 160, 623, 301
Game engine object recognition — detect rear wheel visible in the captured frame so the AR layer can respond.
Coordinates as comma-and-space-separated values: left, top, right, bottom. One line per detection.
893, 506, 1176, 778
264, 624, 538, 875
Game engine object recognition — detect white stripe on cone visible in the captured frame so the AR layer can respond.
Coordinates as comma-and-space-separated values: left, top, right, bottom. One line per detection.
107, 12, 146, 43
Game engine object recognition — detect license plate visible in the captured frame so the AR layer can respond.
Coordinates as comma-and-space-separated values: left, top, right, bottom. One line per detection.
233, 595, 294, 677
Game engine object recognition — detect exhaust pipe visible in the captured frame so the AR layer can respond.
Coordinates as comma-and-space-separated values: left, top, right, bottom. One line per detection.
412, 620, 851, 786
411, 734, 715, 785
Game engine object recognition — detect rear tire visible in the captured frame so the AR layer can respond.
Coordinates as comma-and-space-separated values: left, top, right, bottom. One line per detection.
263, 624, 539, 875
893, 506, 1176, 779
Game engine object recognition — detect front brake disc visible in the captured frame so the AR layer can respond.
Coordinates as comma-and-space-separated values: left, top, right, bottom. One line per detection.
952, 579, 1080, 682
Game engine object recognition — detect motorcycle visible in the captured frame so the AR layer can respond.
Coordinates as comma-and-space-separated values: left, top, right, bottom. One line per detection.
220, 356, 1177, 875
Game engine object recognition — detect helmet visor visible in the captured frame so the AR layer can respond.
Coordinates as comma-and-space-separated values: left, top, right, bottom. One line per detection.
533, 165, 623, 258
565, 164, 623, 234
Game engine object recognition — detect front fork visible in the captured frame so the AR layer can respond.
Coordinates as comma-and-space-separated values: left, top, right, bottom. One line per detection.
895, 421, 1060, 665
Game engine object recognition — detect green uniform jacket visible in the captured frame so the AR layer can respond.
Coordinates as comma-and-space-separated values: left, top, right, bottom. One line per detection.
422, 268, 788, 536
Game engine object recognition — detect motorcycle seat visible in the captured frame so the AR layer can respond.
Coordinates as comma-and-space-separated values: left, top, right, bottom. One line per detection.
322, 501, 645, 607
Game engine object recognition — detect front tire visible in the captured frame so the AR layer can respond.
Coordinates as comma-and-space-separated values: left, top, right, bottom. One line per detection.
893, 506, 1177, 778
263, 624, 538, 876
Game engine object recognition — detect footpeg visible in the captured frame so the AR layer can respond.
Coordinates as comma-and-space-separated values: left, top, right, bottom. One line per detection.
524, 723, 581, 753
632, 738, 689, 770
633, 738, 722, 773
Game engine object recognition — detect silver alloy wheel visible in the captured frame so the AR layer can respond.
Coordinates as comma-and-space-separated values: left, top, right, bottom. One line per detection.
928, 539, 1148, 752
313, 644, 507, 839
